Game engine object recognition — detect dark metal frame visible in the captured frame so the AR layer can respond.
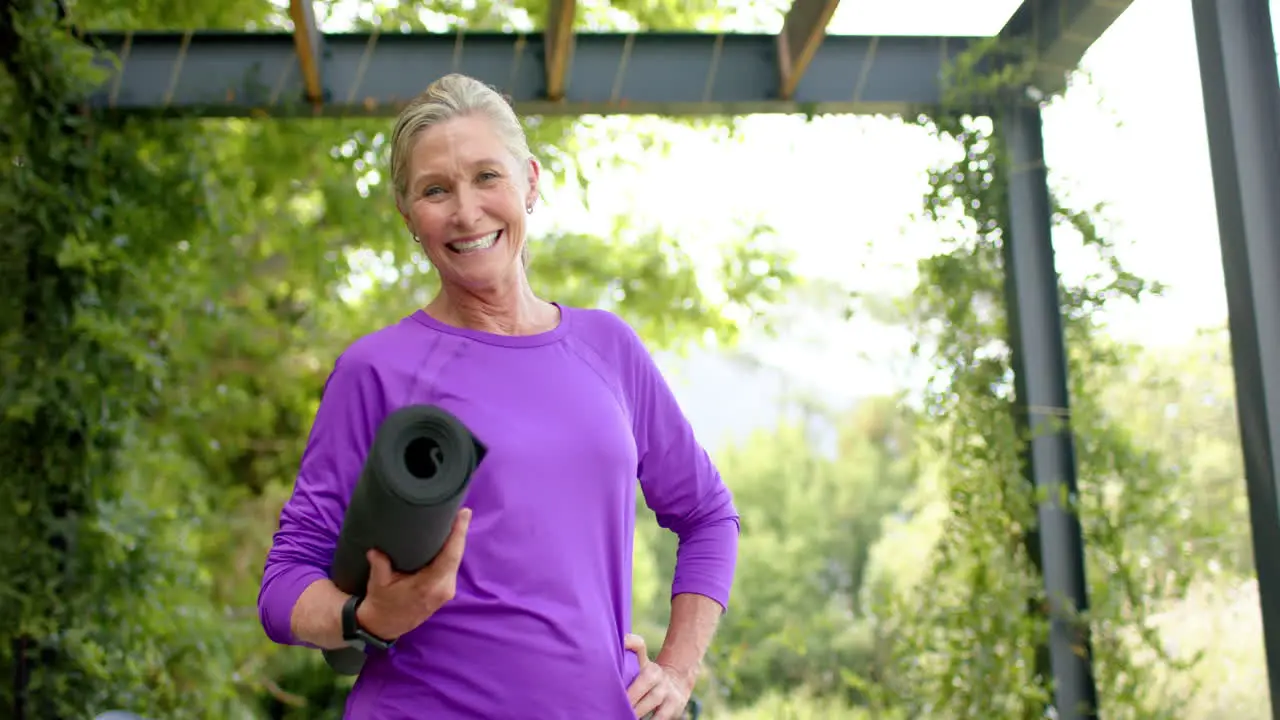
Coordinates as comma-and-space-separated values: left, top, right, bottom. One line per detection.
63, 0, 1280, 718
1192, 2, 1280, 716
1000, 100, 1099, 718
81, 30, 995, 117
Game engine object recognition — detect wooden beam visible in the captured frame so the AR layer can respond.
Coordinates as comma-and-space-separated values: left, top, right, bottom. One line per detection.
544, 0, 576, 101
288, 0, 324, 105
778, 0, 841, 100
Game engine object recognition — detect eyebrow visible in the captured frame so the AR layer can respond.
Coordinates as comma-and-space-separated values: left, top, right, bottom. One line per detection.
412, 159, 507, 188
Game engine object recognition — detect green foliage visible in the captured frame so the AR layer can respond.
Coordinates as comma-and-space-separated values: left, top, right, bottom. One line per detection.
2, 0, 1256, 718
0, 2, 253, 716
314, 0, 729, 32
722, 400, 916, 703
624, 329, 1252, 719
850, 37, 1218, 720
1091, 328, 1252, 578
718, 689, 876, 720
1, 0, 795, 717
67, 0, 272, 29
626, 397, 921, 716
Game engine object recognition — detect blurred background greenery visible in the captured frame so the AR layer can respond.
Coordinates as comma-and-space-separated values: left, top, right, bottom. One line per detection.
2, 0, 1272, 717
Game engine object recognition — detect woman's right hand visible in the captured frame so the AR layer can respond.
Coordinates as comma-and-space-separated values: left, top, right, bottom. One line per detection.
357, 507, 473, 642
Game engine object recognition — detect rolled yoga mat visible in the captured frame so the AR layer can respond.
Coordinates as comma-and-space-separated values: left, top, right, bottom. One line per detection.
323, 404, 487, 675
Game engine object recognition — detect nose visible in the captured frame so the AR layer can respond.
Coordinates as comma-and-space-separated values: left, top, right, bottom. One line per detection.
451, 186, 483, 229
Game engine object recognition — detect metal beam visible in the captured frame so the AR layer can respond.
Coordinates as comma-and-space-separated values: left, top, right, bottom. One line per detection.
999, 0, 1136, 96
999, 100, 1099, 720
288, 0, 325, 106
544, 0, 575, 101
1191, 2, 1280, 717
778, 0, 841, 100
79, 30, 990, 118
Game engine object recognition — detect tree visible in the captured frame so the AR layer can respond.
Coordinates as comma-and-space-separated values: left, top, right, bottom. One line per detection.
627, 396, 920, 713
854, 46, 1220, 719
1, 0, 262, 715
2, 0, 798, 716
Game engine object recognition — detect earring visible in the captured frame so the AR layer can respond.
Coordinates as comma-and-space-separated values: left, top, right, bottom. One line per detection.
526, 205, 533, 215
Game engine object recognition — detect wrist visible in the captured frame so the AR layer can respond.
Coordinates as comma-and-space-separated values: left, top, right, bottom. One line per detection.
352, 596, 394, 643
655, 655, 699, 692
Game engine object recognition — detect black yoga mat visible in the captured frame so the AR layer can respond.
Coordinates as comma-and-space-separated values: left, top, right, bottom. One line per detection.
322, 404, 487, 675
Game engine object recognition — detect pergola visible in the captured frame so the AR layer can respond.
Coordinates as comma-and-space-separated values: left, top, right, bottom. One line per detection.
79, 1, 1280, 718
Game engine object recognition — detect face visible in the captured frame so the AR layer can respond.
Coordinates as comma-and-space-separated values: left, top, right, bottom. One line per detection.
400, 114, 539, 292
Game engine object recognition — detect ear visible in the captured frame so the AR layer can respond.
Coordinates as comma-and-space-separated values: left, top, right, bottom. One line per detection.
523, 156, 542, 210
396, 196, 414, 236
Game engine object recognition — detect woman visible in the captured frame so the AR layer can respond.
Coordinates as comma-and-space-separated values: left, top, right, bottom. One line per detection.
257, 73, 740, 720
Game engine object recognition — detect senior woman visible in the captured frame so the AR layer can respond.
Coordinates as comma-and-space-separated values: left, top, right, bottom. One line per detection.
256, 73, 740, 719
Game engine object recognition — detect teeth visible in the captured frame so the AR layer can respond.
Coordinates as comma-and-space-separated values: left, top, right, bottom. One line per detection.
449, 231, 499, 253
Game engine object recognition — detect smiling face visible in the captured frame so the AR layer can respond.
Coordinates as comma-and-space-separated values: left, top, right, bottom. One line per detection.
400, 113, 540, 293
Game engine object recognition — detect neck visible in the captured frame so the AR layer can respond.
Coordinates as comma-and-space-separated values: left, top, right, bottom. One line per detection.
427, 276, 555, 336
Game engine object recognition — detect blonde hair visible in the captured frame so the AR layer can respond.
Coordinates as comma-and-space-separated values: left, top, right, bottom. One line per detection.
390, 74, 535, 266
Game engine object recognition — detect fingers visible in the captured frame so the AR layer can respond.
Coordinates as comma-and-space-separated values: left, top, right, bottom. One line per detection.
623, 648, 688, 720
627, 662, 662, 711
625, 634, 655, 714
366, 548, 393, 587
654, 700, 687, 720
624, 633, 649, 666
359, 509, 473, 638
633, 690, 662, 719
436, 507, 472, 571
642, 687, 687, 720
654, 702, 684, 720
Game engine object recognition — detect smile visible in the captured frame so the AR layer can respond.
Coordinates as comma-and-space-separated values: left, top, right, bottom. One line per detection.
447, 230, 502, 254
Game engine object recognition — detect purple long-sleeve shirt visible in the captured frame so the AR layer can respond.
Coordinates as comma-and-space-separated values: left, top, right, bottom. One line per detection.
258, 304, 740, 719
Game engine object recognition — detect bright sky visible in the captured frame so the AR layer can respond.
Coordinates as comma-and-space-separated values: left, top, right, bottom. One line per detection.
532, 0, 1280, 403
327, 0, 1279, 408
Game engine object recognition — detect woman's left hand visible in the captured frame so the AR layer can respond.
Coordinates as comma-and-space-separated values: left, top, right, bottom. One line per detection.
624, 633, 694, 720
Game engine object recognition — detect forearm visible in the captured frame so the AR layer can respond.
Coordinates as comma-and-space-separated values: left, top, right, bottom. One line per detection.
656, 509, 738, 686
655, 592, 723, 688
290, 578, 353, 650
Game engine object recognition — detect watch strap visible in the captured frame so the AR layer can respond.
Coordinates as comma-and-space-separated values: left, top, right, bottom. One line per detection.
341, 594, 394, 652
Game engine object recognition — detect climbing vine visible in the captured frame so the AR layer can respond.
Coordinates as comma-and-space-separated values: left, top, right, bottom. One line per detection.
861, 37, 1204, 717
2, 1, 1222, 716
0, 2, 795, 717
0, 3, 248, 717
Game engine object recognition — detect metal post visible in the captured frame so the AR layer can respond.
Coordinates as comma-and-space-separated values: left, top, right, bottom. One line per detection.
1191, 2, 1280, 717
999, 100, 1100, 720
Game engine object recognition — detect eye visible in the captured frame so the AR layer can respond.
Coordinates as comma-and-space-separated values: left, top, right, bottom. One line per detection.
423, 186, 444, 197
477, 170, 500, 182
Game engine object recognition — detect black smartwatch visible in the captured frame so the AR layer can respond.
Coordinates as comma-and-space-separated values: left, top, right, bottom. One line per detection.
342, 595, 394, 652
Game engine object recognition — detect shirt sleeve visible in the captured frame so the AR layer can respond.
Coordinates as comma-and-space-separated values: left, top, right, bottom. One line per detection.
621, 323, 741, 613
257, 353, 388, 646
